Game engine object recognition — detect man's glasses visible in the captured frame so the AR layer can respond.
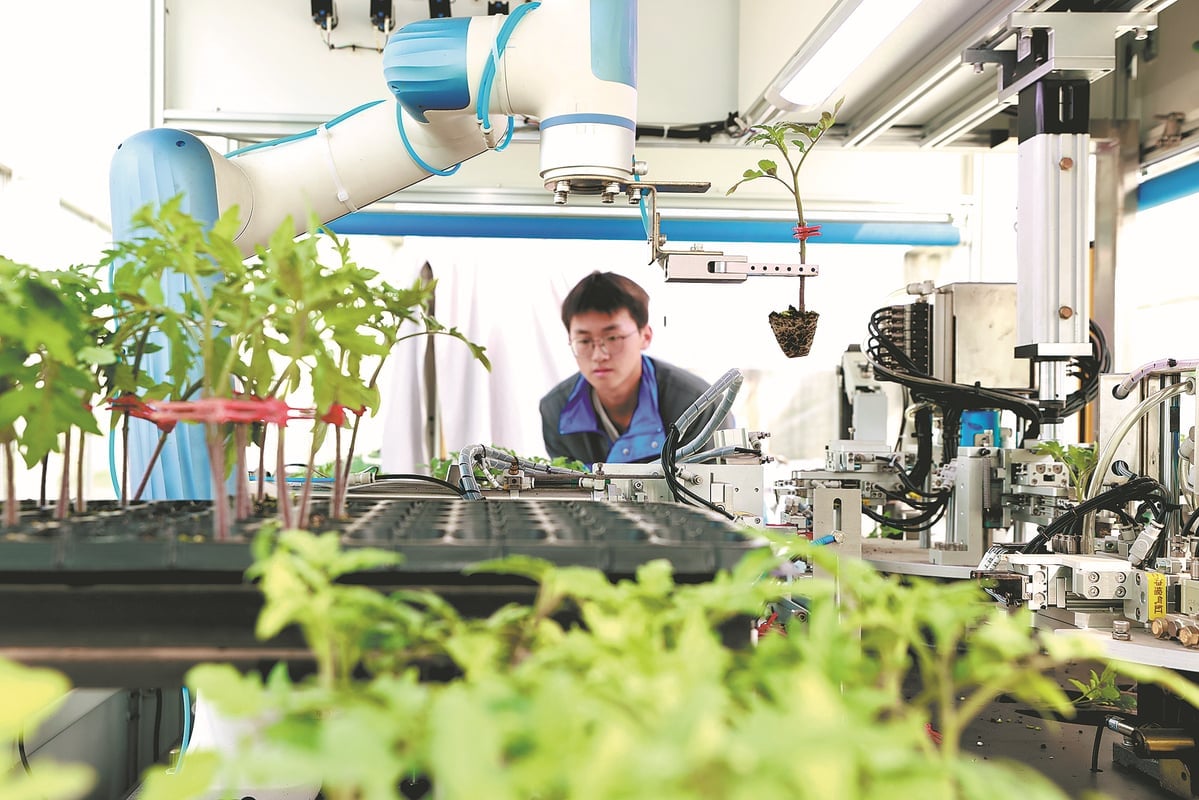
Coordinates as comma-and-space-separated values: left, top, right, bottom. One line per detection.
569, 331, 636, 358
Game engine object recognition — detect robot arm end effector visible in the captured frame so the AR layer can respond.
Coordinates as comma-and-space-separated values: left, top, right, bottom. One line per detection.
525, 0, 639, 203
385, 0, 640, 202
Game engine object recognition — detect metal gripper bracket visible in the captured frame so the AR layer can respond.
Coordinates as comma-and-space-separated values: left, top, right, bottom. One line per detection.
546, 175, 819, 284
637, 182, 819, 284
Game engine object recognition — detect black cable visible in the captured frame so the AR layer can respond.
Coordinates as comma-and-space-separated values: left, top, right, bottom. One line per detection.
1183, 506, 1199, 537
861, 498, 948, 532
866, 311, 1042, 446
152, 688, 163, 763
660, 426, 735, 520
1022, 475, 1170, 554
1060, 321, 1110, 418
361, 473, 466, 497
635, 113, 742, 143
18, 731, 33, 776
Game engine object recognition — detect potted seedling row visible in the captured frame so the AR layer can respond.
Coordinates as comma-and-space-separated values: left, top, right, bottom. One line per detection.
0, 199, 487, 551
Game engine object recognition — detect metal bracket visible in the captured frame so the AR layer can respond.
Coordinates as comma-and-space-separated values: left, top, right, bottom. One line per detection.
662, 253, 819, 283
965, 11, 1158, 103
633, 181, 819, 284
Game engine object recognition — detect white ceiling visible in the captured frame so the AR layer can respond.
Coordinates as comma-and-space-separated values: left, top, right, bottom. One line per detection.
159, 0, 1189, 154
163, 0, 1191, 155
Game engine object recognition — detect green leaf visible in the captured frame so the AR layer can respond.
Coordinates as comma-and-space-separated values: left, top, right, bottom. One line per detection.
186, 663, 267, 719
0, 764, 94, 800
135, 752, 220, 800
0, 660, 72, 740
76, 345, 117, 366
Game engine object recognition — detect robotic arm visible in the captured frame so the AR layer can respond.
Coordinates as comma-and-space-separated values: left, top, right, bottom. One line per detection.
112, 0, 636, 256
109, 0, 637, 499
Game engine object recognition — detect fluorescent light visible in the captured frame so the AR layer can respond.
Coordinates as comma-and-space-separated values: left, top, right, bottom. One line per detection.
770, 0, 922, 111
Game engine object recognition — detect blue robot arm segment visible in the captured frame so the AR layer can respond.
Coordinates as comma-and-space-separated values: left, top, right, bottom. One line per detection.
383, 18, 473, 122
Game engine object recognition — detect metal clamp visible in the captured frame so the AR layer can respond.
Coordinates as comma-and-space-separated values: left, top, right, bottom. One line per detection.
631, 182, 819, 284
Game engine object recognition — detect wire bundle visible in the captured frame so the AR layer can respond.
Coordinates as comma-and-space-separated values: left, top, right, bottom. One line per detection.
1021, 473, 1172, 555
1060, 321, 1112, 419
658, 369, 745, 520
865, 306, 1043, 455
660, 425, 734, 520
861, 454, 951, 533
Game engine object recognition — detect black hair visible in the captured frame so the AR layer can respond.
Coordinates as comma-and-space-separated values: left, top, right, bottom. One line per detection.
560, 271, 649, 331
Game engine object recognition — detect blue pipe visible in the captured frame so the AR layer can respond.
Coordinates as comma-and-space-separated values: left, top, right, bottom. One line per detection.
1138, 160, 1199, 212
328, 212, 961, 246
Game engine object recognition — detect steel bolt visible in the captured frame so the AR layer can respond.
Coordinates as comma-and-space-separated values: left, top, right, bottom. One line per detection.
1112, 619, 1131, 641
1087, 586, 1100, 598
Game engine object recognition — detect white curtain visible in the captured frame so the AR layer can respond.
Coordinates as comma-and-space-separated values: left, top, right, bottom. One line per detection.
375, 236, 922, 474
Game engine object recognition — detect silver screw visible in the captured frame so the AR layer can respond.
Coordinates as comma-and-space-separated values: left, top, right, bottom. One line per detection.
552, 180, 571, 205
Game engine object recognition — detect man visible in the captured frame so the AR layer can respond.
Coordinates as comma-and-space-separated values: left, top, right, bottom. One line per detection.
540, 271, 730, 465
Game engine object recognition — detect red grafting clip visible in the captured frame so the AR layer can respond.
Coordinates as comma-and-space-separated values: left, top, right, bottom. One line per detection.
107, 395, 177, 433
755, 611, 787, 638
319, 403, 367, 426
793, 224, 822, 242
144, 397, 314, 427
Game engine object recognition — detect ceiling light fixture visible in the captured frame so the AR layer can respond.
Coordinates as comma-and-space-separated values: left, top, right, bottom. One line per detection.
767, 0, 922, 112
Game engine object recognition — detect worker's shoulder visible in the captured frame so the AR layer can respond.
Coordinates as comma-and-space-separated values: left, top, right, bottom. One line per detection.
540, 372, 579, 411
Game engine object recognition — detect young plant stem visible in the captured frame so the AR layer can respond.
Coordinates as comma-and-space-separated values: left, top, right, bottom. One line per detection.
56, 432, 71, 521
330, 424, 346, 519
206, 423, 231, 541
934, 653, 960, 766
121, 416, 130, 507
275, 426, 294, 529
799, 276, 806, 313
255, 426, 267, 506
340, 417, 364, 516
39, 454, 48, 507
296, 433, 321, 530
234, 425, 251, 521
75, 427, 86, 514
3, 441, 15, 528
121, 330, 151, 508
132, 431, 170, 504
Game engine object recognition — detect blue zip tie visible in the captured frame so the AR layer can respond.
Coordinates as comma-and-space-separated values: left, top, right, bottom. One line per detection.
475, 2, 540, 140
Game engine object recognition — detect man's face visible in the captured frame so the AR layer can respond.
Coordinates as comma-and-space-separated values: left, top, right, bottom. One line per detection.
568, 308, 652, 395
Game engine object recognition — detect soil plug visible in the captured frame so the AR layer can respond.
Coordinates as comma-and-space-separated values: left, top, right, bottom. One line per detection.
769, 277, 820, 358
